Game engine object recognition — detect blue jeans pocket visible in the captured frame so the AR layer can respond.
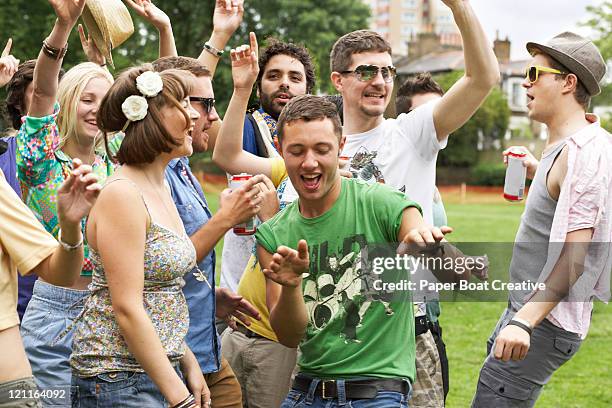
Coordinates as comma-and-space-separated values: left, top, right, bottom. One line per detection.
280, 389, 306, 408
95, 372, 139, 393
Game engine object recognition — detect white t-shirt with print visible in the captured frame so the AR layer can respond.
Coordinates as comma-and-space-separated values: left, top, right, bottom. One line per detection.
341, 99, 447, 226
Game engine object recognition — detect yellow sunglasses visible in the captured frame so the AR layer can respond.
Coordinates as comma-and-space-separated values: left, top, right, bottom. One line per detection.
525, 65, 568, 84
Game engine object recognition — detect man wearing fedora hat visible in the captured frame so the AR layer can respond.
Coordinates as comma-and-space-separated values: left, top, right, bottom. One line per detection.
472, 32, 612, 407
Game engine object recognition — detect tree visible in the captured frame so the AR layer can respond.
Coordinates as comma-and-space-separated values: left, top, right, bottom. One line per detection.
582, 0, 612, 131
433, 70, 510, 167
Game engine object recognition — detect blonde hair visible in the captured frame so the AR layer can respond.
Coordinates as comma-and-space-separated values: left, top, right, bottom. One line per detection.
56, 62, 114, 150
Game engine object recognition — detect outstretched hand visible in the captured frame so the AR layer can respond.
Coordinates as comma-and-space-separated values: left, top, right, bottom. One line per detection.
230, 32, 259, 91
216, 287, 261, 328
262, 240, 310, 288
48, 0, 86, 26
124, 0, 171, 31
0, 38, 19, 87
78, 24, 105, 66
56, 158, 102, 227
213, 0, 244, 37
397, 226, 453, 256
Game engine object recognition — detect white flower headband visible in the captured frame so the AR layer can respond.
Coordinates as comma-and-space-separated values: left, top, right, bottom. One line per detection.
121, 71, 164, 132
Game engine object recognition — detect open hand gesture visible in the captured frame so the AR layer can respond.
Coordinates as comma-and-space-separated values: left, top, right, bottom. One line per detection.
0, 39, 19, 87
48, 0, 86, 26
57, 158, 102, 227
262, 240, 310, 288
398, 226, 452, 256
213, 0, 244, 37
216, 287, 261, 328
124, 0, 171, 31
230, 32, 259, 91
78, 24, 105, 66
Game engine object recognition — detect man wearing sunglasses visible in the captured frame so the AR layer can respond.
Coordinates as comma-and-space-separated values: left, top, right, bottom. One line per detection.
153, 55, 269, 407
330, 1, 499, 407
472, 32, 611, 407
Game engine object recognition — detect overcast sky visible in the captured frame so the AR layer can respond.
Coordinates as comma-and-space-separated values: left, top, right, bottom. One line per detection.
468, 0, 605, 61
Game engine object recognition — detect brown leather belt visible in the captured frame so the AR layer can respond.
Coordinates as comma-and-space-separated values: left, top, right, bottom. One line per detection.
292, 376, 410, 399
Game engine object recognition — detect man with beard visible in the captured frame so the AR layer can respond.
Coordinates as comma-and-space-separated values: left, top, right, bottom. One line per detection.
217, 38, 316, 321
332, 1, 500, 406
212, 33, 315, 407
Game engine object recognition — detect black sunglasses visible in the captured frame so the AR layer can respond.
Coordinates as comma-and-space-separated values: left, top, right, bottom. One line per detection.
340, 65, 397, 83
189, 97, 216, 113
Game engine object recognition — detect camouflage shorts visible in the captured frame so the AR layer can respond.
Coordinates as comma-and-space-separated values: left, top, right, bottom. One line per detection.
411, 330, 445, 408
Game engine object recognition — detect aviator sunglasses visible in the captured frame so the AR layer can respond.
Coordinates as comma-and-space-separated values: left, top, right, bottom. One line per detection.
341, 64, 397, 83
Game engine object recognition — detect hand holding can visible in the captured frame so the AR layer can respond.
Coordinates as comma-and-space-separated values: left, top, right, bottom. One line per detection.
503, 148, 527, 202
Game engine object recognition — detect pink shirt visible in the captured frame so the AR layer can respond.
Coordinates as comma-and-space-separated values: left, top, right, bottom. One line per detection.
533, 114, 611, 338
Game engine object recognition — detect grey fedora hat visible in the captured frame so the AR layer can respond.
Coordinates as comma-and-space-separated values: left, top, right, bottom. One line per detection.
526, 31, 606, 96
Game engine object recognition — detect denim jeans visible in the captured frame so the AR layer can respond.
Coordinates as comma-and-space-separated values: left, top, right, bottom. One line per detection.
280, 378, 412, 408
72, 364, 184, 408
20, 281, 89, 407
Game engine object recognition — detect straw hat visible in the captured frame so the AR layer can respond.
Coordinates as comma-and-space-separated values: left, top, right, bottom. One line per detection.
81, 0, 134, 68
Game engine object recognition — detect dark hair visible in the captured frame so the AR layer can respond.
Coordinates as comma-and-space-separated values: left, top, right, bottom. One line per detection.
396, 73, 444, 114
277, 94, 342, 144
322, 94, 344, 124
257, 38, 316, 93
152, 56, 211, 77
5, 60, 64, 130
330, 30, 392, 73
98, 64, 194, 165
538, 51, 590, 110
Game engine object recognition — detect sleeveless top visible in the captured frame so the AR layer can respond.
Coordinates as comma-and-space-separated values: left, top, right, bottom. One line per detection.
509, 140, 567, 310
70, 178, 197, 377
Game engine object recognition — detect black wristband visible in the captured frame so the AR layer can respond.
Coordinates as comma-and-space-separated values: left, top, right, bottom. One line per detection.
508, 319, 533, 336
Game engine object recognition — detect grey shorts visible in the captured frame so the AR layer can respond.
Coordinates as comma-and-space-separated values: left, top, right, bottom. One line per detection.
471, 307, 582, 407
0, 377, 42, 408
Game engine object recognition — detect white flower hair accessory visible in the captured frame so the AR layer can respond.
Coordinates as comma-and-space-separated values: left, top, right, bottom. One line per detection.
121, 71, 164, 131
122, 95, 148, 122
136, 71, 164, 97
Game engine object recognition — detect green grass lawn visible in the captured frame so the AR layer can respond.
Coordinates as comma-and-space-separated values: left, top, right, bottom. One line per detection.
442, 200, 612, 408
202, 183, 612, 407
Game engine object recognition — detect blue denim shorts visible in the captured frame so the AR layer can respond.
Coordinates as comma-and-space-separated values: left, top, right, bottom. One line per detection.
20, 280, 89, 407
71, 364, 184, 408
280, 378, 412, 408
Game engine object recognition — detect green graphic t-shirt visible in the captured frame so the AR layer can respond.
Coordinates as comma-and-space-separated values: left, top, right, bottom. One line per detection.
256, 177, 420, 381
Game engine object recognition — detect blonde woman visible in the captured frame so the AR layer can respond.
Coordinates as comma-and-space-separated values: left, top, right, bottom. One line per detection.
71, 66, 207, 408
15, 1, 116, 405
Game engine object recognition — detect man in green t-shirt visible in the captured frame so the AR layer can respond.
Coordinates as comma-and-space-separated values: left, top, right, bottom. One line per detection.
255, 94, 468, 407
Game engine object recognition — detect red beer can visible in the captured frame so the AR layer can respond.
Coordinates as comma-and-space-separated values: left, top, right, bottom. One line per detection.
230, 173, 257, 235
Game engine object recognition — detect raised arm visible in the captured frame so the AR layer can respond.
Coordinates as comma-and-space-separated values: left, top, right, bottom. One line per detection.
432, 0, 500, 139
0, 38, 19, 88
29, 0, 85, 118
259, 240, 310, 348
197, 0, 244, 77
78, 24, 106, 66
125, 0, 177, 58
94, 182, 193, 406
212, 32, 273, 177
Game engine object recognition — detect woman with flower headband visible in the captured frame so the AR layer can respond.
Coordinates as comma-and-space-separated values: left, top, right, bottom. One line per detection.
16, 1, 180, 405
70, 65, 206, 408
